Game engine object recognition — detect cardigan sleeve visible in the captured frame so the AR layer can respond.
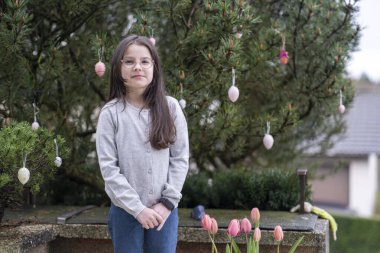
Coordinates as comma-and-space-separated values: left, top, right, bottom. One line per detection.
161, 97, 190, 208
96, 106, 146, 218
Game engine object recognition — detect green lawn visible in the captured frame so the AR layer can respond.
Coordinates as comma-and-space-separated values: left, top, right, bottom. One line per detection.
330, 215, 380, 253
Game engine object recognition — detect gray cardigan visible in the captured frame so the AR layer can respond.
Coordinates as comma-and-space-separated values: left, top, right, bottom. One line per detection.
96, 96, 189, 218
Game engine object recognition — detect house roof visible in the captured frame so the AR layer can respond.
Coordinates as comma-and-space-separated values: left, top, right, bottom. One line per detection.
326, 81, 380, 157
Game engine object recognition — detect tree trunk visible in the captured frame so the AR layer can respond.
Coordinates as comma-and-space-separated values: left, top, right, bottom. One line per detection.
0, 201, 4, 224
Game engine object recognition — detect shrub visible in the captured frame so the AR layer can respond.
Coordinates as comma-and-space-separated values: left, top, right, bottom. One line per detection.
180, 169, 312, 211
0, 122, 69, 222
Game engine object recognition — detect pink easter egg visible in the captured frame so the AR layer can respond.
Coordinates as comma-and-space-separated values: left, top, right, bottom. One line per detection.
338, 104, 345, 114
149, 37, 156, 46
95, 61, 106, 77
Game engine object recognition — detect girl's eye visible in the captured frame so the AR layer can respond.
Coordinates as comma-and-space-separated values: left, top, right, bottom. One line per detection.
125, 60, 134, 65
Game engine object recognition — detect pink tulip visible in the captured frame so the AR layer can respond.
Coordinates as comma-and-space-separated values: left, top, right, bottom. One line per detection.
274, 225, 284, 241
250, 207, 260, 225
202, 214, 212, 231
210, 218, 218, 235
227, 219, 240, 237
240, 218, 252, 234
253, 227, 261, 242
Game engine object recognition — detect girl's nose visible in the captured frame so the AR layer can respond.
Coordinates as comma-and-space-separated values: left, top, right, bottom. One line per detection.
133, 62, 142, 70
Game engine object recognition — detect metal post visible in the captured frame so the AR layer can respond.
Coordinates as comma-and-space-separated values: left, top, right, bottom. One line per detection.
297, 169, 307, 214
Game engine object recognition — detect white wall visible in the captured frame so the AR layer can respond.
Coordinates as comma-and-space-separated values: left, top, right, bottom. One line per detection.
349, 153, 378, 217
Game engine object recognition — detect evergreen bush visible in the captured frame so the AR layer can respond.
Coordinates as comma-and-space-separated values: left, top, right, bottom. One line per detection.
180, 169, 312, 211
0, 122, 69, 222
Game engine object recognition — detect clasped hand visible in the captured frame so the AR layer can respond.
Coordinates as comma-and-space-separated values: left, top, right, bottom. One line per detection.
136, 203, 171, 230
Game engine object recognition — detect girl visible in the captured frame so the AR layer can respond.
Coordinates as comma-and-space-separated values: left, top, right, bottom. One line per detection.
96, 35, 189, 253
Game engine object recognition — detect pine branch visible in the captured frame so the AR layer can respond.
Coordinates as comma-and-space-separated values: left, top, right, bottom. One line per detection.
76, 130, 96, 137
169, 0, 179, 38
68, 47, 106, 102
291, 0, 305, 79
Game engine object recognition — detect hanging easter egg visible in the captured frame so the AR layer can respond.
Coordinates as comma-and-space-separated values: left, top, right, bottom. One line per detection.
32, 121, 40, 130
279, 49, 289, 65
234, 32, 243, 39
263, 134, 274, 150
179, 99, 186, 109
54, 157, 62, 167
149, 37, 156, 46
338, 104, 345, 114
228, 86, 239, 103
95, 61, 106, 77
18, 167, 30, 185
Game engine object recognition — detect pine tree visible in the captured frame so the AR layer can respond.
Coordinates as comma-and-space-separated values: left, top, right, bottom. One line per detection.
0, 0, 360, 203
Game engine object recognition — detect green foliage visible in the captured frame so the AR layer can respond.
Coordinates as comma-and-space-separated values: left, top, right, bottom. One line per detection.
180, 169, 312, 211
331, 216, 380, 253
0, 122, 69, 208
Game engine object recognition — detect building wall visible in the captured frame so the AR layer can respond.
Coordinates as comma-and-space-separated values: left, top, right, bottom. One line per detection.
311, 166, 349, 207
349, 153, 378, 217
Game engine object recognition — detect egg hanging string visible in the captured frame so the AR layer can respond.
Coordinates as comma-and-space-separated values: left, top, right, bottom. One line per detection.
54, 138, 59, 157
281, 35, 286, 50
53, 138, 63, 167
31, 102, 40, 130
266, 121, 271, 135
98, 47, 103, 62
232, 68, 236, 87
33, 103, 39, 123
22, 152, 27, 168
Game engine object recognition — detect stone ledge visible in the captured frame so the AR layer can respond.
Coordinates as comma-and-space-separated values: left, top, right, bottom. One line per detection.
1, 207, 330, 253
0, 219, 329, 253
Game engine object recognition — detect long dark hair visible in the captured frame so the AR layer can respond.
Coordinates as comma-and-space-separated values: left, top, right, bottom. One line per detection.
109, 35, 175, 149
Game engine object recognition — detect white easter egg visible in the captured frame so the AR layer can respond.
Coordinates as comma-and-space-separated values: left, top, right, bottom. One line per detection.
228, 86, 239, 103
32, 121, 40, 130
338, 104, 345, 114
54, 157, 62, 167
234, 32, 243, 39
263, 134, 274, 150
179, 99, 186, 109
18, 167, 30, 185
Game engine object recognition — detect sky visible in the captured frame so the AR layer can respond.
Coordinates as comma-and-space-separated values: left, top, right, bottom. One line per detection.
346, 0, 380, 82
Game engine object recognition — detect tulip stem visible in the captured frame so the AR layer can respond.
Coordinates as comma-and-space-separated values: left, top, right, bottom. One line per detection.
277, 243, 280, 253
208, 232, 218, 253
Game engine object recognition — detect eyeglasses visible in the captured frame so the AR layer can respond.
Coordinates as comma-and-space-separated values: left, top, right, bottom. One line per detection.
121, 57, 154, 69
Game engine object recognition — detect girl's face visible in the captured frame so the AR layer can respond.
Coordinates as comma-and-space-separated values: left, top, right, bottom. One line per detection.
121, 44, 154, 94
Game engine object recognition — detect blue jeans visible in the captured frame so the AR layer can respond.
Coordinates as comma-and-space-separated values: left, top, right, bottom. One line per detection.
108, 203, 178, 253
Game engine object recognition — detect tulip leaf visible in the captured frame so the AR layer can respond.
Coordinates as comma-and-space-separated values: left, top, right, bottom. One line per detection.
287, 236, 304, 253
231, 239, 241, 253
226, 244, 231, 253
252, 239, 256, 253
247, 237, 252, 253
